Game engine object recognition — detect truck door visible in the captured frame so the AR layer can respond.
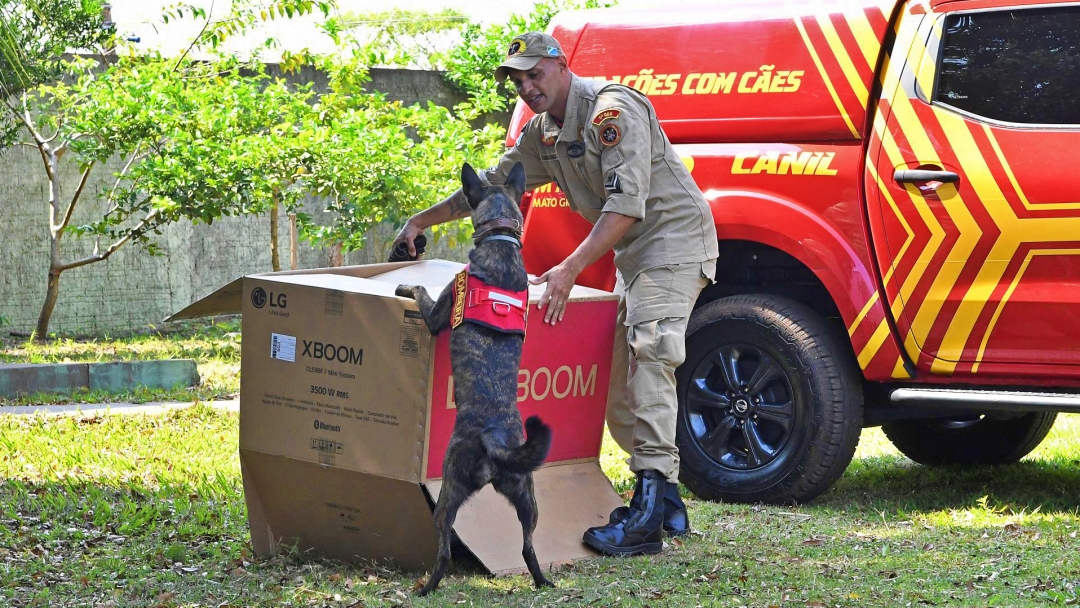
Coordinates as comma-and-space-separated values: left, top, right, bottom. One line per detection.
866, 1, 1080, 377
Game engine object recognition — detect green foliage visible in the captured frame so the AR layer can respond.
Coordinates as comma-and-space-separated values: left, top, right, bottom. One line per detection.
441, 0, 617, 114
0, 0, 112, 145
161, 0, 333, 51
329, 8, 467, 70
24, 56, 317, 252
294, 54, 504, 251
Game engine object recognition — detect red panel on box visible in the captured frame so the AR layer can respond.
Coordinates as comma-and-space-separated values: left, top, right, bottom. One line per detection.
426, 299, 618, 480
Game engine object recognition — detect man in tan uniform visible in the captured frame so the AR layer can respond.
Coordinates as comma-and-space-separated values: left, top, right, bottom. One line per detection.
393, 32, 718, 557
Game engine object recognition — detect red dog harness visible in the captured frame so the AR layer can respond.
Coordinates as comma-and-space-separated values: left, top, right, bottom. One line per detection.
451, 266, 529, 336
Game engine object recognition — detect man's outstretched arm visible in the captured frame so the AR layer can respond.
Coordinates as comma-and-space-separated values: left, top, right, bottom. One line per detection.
392, 189, 473, 258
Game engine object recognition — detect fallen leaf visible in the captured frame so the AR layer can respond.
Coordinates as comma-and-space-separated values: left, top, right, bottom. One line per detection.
328, 573, 342, 583
806, 602, 827, 607
802, 537, 826, 547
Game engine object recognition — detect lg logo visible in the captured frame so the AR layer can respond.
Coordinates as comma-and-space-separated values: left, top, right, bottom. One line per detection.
251, 287, 287, 309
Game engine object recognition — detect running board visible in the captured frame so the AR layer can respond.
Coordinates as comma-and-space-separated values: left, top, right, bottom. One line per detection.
889, 388, 1080, 413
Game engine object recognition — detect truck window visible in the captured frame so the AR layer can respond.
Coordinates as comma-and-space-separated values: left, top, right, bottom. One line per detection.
935, 6, 1080, 125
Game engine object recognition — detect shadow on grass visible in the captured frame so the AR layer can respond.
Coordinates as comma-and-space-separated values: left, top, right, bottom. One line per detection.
821, 456, 1080, 513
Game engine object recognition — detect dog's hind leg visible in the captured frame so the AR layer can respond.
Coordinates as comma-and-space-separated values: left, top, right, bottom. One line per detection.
418, 470, 476, 596
416, 451, 481, 600
493, 473, 555, 589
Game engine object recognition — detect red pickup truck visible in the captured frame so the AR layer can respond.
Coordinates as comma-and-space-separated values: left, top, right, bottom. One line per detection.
511, 0, 1080, 503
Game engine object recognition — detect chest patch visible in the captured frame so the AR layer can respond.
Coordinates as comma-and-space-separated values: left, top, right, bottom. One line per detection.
592, 108, 621, 125
567, 142, 585, 158
451, 267, 529, 336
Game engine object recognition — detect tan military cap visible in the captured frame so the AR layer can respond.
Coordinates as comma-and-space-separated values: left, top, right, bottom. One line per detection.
494, 32, 564, 81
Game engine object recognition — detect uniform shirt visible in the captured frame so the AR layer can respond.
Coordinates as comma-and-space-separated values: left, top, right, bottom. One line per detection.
481, 74, 719, 284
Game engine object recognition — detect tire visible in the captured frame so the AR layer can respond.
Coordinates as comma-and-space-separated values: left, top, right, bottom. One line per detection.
675, 294, 863, 505
882, 412, 1057, 466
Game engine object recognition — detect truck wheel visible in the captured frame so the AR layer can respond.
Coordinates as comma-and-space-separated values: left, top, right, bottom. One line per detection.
881, 412, 1057, 466
675, 295, 862, 505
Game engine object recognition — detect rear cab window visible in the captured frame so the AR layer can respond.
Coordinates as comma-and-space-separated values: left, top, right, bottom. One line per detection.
933, 4, 1080, 125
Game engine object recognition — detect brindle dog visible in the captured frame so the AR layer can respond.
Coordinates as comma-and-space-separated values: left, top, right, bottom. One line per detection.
396, 162, 555, 596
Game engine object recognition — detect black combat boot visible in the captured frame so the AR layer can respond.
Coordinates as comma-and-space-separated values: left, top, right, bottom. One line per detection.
608, 479, 690, 537
583, 470, 666, 556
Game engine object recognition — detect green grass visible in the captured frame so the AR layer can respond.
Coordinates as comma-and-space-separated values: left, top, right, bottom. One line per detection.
0, 320, 241, 406
1, 406, 1078, 607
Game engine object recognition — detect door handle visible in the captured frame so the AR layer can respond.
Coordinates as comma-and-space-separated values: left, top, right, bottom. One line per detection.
894, 169, 960, 184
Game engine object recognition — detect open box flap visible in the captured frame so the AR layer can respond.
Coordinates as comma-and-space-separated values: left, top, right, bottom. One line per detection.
422, 461, 622, 575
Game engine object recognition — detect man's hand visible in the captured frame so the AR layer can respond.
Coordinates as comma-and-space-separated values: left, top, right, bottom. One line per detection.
389, 220, 428, 262
530, 262, 582, 325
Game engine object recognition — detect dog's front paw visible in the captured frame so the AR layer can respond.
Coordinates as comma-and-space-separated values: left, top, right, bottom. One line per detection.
396, 284, 417, 299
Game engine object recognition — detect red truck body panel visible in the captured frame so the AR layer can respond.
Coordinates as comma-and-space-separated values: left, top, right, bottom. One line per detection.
513, 0, 1080, 388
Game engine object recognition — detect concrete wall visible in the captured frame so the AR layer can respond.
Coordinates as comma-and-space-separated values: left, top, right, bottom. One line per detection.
0, 69, 507, 336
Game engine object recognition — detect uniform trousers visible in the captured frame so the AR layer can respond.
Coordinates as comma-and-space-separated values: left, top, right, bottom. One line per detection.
604, 262, 711, 484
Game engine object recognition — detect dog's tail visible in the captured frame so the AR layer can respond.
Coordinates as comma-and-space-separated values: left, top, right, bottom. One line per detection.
482, 416, 553, 474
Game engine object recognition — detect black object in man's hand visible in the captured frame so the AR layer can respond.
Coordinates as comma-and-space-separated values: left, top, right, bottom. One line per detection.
387, 233, 427, 262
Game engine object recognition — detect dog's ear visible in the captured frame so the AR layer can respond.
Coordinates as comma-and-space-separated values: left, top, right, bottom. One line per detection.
461, 163, 485, 210
505, 162, 526, 201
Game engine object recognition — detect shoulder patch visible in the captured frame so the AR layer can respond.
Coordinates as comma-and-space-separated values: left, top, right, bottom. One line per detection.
592, 108, 621, 126
600, 124, 622, 146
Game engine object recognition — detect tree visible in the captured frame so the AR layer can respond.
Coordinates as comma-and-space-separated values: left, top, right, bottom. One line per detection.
289, 53, 504, 258
2, 0, 332, 340
0, 0, 112, 145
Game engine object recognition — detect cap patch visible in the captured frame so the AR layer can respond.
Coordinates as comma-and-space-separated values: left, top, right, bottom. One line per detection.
600, 124, 622, 146
507, 38, 527, 57
546, 46, 559, 56
592, 108, 621, 125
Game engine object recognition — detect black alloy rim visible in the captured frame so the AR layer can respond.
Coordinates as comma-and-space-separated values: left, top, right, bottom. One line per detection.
683, 343, 797, 470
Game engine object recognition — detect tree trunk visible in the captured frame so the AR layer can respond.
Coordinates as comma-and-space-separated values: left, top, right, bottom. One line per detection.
34, 267, 61, 341
35, 149, 63, 342
270, 192, 280, 272
328, 242, 344, 267
289, 212, 299, 270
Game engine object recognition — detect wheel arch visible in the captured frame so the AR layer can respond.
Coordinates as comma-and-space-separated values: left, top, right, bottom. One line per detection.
704, 190, 905, 380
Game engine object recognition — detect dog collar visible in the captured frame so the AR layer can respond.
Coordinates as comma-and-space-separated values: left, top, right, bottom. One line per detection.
472, 217, 523, 246
475, 234, 522, 248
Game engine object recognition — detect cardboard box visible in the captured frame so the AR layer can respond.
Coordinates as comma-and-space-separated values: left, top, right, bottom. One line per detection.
168, 260, 623, 575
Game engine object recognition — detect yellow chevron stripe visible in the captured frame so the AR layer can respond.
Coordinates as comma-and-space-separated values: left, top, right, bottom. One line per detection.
888, 20, 982, 374
816, 14, 869, 106
931, 108, 1014, 371
972, 249, 1080, 372
849, 159, 916, 344
848, 292, 879, 337
912, 16, 941, 99
856, 13, 942, 369
982, 125, 1080, 211
847, 10, 882, 67
868, 160, 914, 288
795, 16, 861, 139
859, 319, 893, 369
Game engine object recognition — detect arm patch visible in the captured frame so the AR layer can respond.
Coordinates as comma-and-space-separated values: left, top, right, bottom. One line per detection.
592, 108, 621, 125
600, 124, 622, 146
